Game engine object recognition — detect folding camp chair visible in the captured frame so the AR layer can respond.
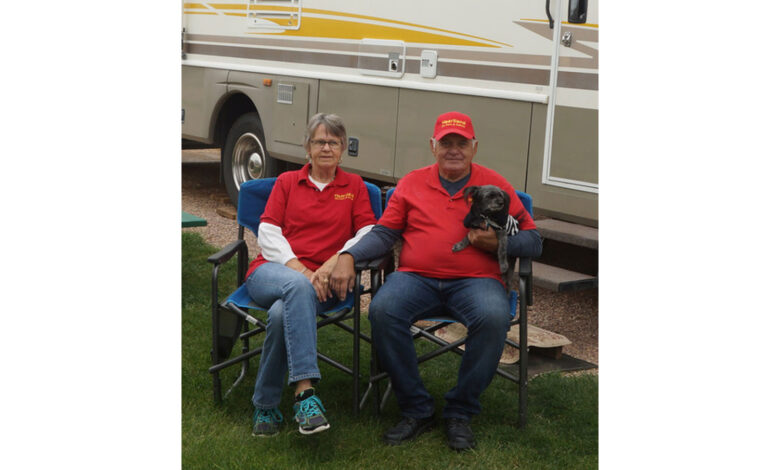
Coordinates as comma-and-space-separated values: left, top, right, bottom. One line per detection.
207, 177, 383, 414
360, 187, 534, 426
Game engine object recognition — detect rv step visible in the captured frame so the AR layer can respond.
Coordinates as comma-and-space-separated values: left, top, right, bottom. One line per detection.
532, 261, 598, 292
535, 218, 598, 250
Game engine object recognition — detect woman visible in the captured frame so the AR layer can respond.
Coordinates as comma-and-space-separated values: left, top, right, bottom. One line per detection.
246, 113, 376, 437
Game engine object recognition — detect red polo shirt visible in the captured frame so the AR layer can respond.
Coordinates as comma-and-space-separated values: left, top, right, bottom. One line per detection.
246, 164, 377, 278
379, 163, 535, 283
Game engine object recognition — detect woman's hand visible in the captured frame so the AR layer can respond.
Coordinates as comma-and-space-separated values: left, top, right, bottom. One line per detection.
284, 258, 324, 300
311, 253, 340, 302
310, 276, 330, 303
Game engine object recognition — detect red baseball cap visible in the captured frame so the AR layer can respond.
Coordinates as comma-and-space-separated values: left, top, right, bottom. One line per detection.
432, 111, 475, 140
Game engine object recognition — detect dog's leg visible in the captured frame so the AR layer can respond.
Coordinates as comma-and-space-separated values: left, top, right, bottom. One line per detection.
497, 230, 508, 274
452, 235, 471, 252
496, 230, 511, 291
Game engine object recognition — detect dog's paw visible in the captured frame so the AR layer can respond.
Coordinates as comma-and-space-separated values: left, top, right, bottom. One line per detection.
452, 240, 469, 252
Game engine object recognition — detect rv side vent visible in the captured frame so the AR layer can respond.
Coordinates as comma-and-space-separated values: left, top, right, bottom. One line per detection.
277, 83, 295, 104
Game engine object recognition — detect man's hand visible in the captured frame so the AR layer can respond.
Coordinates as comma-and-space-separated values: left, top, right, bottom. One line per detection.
330, 253, 356, 301
468, 226, 498, 253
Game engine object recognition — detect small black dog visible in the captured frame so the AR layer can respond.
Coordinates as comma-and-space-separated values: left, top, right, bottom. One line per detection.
452, 185, 517, 290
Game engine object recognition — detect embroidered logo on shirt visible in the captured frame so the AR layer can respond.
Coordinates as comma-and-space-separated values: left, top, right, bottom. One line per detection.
334, 193, 355, 200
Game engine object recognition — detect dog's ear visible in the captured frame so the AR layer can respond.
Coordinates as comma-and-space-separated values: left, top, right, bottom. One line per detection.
463, 185, 479, 204
500, 189, 510, 208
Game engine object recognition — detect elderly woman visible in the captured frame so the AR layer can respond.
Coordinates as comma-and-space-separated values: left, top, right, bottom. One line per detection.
246, 113, 376, 436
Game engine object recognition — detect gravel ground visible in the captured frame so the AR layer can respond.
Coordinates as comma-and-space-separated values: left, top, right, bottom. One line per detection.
182, 150, 598, 368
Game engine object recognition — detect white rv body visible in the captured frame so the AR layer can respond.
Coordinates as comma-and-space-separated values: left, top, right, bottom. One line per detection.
182, 0, 598, 225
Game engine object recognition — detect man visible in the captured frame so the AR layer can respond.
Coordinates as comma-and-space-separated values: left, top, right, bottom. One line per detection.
330, 111, 542, 450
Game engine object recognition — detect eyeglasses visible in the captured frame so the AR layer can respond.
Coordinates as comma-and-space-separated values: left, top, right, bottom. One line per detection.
311, 139, 342, 149
435, 139, 474, 150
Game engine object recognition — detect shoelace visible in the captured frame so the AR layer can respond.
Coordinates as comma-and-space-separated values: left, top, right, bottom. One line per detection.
256, 408, 283, 423
298, 395, 326, 418
446, 418, 470, 429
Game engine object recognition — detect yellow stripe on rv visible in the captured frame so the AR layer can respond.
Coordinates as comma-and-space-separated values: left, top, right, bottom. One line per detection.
302, 7, 510, 47
201, 3, 509, 47
251, 16, 500, 48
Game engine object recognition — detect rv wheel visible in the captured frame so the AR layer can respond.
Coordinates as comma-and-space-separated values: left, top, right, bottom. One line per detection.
222, 112, 278, 206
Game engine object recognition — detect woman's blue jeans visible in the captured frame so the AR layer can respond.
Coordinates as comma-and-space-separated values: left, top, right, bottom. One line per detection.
369, 271, 511, 421
246, 262, 340, 410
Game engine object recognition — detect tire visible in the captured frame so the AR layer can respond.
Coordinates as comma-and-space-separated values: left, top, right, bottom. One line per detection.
221, 112, 279, 206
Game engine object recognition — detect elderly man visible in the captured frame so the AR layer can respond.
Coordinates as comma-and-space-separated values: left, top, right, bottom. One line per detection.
331, 111, 542, 450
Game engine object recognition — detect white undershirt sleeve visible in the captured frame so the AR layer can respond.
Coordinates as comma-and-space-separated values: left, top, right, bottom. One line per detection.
339, 224, 375, 253
258, 222, 296, 265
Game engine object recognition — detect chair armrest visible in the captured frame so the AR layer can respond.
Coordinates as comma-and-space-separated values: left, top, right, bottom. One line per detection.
515, 256, 533, 306
207, 239, 247, 266
517, 257, 532, 276
355, 253, 395, 271
364, 253, 394, 271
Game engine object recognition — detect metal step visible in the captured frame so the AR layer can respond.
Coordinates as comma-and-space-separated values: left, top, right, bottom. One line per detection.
532, 261, 598, 292
535, 218, 598, 250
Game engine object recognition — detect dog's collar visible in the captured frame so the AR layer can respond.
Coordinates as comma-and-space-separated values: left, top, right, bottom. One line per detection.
479, 214, 504, 231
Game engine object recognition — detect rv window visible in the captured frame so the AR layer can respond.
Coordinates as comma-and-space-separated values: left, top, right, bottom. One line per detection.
568, 0, 588, 24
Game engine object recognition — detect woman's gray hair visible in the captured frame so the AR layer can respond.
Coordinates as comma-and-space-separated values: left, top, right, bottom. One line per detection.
303, 113, 347, 150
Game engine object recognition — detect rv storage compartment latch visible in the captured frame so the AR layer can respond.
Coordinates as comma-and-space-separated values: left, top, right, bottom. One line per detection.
348, 137, 359, 157
561, 31, 573, 47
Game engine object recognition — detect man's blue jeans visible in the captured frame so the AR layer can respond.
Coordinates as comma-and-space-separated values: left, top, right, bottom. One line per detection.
369, 271, 512, 420
246, 262, 340, 410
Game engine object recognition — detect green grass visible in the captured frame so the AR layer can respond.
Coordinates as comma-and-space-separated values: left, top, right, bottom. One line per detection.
182, 232, 598, 469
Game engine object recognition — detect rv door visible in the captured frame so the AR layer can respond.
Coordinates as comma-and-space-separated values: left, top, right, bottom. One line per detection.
542, 0, 598, 194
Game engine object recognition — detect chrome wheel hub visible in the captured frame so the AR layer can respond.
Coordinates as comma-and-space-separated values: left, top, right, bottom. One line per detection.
232, 132, 266, 191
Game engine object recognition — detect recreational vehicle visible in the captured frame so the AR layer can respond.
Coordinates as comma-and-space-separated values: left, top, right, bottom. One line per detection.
182, 0, 599, 289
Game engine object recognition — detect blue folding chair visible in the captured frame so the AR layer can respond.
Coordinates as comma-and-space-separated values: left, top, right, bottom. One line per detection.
207, 177, 383, 414
361, 186, 534, 426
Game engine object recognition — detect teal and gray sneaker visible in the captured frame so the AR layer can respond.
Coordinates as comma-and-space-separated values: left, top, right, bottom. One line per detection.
252, 408, 284, 437
293, 388, 330, 435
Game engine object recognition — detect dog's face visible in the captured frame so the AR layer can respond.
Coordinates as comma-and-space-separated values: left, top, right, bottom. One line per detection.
464, 185, 509, 218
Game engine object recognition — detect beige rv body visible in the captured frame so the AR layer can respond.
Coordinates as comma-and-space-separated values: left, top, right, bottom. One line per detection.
182, 0, 598, 225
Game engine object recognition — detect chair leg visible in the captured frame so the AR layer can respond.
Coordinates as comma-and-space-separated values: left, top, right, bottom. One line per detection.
372, 348, 381, 414
212, 372, 222, 404
221, 318, 251, 400
518, 278, 528, 428
381, 383, 393, 410
351, 309, 360, 416
241, 320, 250, 399
353, 277, 361, 415
211, 294, 222, 405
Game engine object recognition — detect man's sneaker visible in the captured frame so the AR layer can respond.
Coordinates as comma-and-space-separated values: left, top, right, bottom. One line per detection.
444, 417, 476, 451
252, 408, 284, 437
382, 415, 435, 445
293, 388, 330, 435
